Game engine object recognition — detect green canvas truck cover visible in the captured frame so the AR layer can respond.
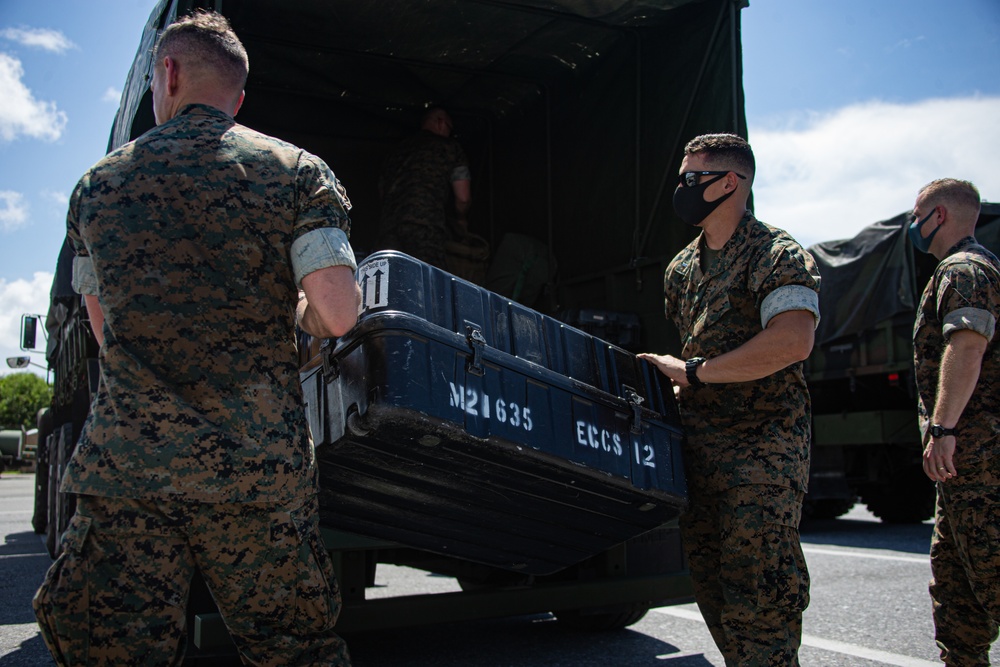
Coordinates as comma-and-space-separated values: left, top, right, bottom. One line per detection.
810, 203, 1000, 348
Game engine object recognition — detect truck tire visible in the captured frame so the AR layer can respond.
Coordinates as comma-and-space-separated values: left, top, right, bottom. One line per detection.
32, 408, 54, 535
553, 605, 649, 631
861, 465, 935, 524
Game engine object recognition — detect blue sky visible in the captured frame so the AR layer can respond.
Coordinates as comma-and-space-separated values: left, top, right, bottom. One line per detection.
1, 0, 999, 374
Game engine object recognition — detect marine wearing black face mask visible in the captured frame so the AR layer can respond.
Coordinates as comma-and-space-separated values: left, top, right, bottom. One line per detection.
639, 132, 820, 667
672, 173, 738, 226
908, 208, 940, 254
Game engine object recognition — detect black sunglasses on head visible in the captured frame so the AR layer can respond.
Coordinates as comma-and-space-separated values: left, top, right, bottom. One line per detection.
678, 170, 747, 188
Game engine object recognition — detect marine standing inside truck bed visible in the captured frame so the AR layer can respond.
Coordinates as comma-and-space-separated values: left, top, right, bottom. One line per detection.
909, 178, 1000, 666
32, 11, 359, 666
378, 107, 472, 267
639, 133, 819, 666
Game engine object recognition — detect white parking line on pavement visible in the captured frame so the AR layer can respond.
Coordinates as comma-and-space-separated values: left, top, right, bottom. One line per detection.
654, 651, 706, 660
0, 552, 50, 560
653, 606, 940, 667
802, 546, 929, 564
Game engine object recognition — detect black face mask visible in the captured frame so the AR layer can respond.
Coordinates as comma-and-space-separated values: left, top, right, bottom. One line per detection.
672, 174, 735, 226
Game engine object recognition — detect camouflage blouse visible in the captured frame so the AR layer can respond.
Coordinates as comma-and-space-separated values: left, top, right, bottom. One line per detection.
913, 236, 1000, 472
664, 213, 821, 494
378, 130, 470, 234
64, 104, 354, 503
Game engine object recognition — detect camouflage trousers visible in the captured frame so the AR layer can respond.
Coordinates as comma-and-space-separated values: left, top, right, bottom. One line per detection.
381, 220, 449, 267
33, 493, 350, 666
930, 457, 1000, 667
680, 483, 810, 667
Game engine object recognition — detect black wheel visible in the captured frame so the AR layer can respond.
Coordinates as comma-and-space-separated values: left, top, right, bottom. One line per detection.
803, 497, 856, 520
553, 605, 650, 631
32, 408, 54, 535
861, 465, 935, 523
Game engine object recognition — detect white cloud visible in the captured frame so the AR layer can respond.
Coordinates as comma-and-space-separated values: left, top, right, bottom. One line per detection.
41, 190, 69, 207
887, 35, 926, 52
0, 272, 53, 378
0, 52, 67, 142
102, 86, 122, 104
749, 95, 1000, 249
0, 27, 76, 54
0, 190, 29, 231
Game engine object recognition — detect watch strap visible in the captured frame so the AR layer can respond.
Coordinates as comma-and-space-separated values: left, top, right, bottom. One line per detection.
930, 424, 957, 438
685, 357, 706, 388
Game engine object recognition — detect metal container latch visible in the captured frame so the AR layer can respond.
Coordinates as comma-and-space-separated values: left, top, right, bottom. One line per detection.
624, 385, 644, 434
321, 342, 340, 383
466, 325, 486, 377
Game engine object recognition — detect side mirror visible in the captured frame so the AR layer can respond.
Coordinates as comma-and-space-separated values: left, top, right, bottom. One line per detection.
6, 356, 30, 369
21, 314, 39, 350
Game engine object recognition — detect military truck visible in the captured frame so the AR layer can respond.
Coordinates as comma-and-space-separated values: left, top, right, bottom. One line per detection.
803, 202, 1000, 522
25, 0, 752, 654
0, 428, 37, 474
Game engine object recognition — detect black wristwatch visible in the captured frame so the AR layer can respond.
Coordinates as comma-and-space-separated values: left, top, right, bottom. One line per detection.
929, 424, 957, 438
685, 357, 706, 388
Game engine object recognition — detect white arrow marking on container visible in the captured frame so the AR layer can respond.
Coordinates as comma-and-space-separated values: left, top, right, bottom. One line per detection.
363, 261, 389, 310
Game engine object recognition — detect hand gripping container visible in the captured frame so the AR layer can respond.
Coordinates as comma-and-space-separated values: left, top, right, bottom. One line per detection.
300, 251, 686, 575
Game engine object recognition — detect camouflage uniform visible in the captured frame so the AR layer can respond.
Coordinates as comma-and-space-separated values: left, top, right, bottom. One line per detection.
664, 212, 819, 666
913, 236, 1000, 667
33, 104, 355, 665
378, 129, 470, 266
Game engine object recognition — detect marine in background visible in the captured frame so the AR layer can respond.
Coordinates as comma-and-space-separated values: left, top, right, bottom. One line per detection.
909, 177, 999, 667
378, 106, 472, 267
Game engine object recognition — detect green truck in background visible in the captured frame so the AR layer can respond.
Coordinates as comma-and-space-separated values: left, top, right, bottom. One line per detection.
22, 0, 752, 657
0, 428, 38, 475
803, 202, 1000, 523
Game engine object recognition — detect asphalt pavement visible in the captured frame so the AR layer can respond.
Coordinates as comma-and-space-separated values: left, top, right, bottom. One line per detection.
2, 473, 996, 666
0, 473, 52, 666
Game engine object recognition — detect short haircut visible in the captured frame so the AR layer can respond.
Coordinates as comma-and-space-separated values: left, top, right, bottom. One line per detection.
684, 133, 755, 182
154, 10, 248, 91
918, 178, 981, 221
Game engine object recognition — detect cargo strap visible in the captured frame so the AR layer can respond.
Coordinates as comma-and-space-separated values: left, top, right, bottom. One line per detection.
623, 386, 644, 434
466, 325, 487, 377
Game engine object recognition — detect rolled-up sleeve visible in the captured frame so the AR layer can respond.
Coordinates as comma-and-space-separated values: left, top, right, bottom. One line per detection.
760, 284, 820, 330
291, 227, 357, 289
72, 255, 99, 296
943, 306, 995, 342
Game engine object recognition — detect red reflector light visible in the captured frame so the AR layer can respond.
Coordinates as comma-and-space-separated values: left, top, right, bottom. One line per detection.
888, 373, 899, 382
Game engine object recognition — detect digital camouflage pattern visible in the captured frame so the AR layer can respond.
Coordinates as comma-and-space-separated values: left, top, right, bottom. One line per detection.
913, 236, 1000, 469
663, 212, 818, 665
64, 104, 353, 504
913, 236, 1000, 665
930, 465, 1000, 667
381, 221, 449, 266
664, 212, 821, 494
681, 484, 810, 667
378, 129, 470, 265
34, 494, 349, 666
